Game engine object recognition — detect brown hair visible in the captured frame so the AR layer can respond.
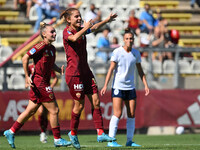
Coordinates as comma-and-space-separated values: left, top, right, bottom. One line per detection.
60, 8, 79, 25
123, 28, 134, 38
40, 22, 51, 39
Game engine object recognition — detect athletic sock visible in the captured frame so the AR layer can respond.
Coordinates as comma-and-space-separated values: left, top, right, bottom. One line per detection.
92, 108, 103, 130
52, 126, 61, 139
97, 128, 104, 135
70, 111, 80, 135
38, 114, 48, 133
10, 121, 23, 133
109, 115, 119, 138
126, 117, 135, 142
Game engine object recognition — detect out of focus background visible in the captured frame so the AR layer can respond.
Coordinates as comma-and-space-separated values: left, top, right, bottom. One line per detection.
1, 0, 200, 135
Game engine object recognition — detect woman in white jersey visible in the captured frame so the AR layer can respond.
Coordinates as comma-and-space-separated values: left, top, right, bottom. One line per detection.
101, 29, 150, 147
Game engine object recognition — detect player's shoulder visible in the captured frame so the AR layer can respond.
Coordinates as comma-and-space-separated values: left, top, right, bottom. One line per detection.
34, 41, 46, 50
113, 46, 123, 52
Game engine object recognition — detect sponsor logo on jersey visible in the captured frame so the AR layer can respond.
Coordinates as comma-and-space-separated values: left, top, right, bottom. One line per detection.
29, 48, 36, 55
67, 31, 72, 35
46, 86, 52, 92
74, 84, 83, 91
76, 92, 81, 99
49, 93, 54, 99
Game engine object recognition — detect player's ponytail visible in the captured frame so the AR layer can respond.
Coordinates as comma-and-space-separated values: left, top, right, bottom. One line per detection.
60, 8, 79, 25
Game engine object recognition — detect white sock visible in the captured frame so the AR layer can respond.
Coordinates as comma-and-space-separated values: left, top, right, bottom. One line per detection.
9, 129, 14, 134
54, 138, 61, 142
109, 115, 119, 138
126, 117, 135, 142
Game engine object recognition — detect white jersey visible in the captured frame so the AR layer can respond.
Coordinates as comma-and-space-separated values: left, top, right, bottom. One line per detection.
111, 46, 141, 90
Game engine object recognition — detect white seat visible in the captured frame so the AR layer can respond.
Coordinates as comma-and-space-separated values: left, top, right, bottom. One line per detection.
112, 7, 126, 21
99, 7, 111, 20
163, 60, 175, 74
87, 46, 97, 62
152, 60, 162, 74
108, 33, 123, 46
115, 0, 129, 8
141, 58, 150, 74
6, 67, 24, 75
54, 29, 63, 48
129, 0, 140, 8
80, 0, 91, 8
91, 0, 103, 8
101, 0, 116, 8
7, 74, 25, 89
29, 6, 41, 21
0, 74, 3, 90
86, 33, 96, 47
91, 60, 108, 75
109, 21, 124, 33
178, 60, 191, 74
191, 60, 200, 74
0, 46, 13, 61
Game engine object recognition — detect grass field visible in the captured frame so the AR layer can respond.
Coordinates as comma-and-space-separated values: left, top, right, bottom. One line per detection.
1, 133, 200, 150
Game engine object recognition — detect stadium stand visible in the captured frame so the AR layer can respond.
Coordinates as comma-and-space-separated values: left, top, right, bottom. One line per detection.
140, 1, 179, 8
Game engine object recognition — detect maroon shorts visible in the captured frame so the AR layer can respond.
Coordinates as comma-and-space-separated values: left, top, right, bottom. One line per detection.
29, 85, 56, 104
65, 73, 98, 100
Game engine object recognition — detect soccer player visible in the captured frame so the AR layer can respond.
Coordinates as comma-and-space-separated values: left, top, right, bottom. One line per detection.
60, 8, 117, 149
101, 29, 150, 147
3, 22, 71, 148
28, 63, 58, 143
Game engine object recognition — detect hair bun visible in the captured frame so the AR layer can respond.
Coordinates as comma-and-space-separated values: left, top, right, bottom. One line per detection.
40, 22, 46, 28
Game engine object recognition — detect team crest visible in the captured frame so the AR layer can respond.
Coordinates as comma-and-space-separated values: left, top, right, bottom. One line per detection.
49, 93, 54, 99
76, 92, 81, 99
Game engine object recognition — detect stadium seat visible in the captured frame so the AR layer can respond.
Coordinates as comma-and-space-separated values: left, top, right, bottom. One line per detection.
140, 1, 179, 9
6, 67, 24, 75
163, 60, 176, 74
0, 11, 19, 20
29, 6, 45, 21
86, 33, 96, 47
152, 60, 162, 74
178, 60, 191, 74
7, 74, 25, 90
191, 60, 200, 74
153, 13, 192, 21
87, 46, 97, 62
101, 0, 116, 8
92, 0, 103, 8
0, 0, 6, 6
90, 59, 108, 75
115, 0, 129, 8
167, 26, 200, 35
53, 29, 63, 48
178, 39, 200, 47
0, 46, 13, 61
141, 58, 150, 74
0, 24, 32, 32
112, 7, 126, 21
0, 74, 3, 90
109, 21, 124, 33
80, 0, 91, 8
129, 0, 140, 8
108, 33, 123, 46
99, 7, 111, 20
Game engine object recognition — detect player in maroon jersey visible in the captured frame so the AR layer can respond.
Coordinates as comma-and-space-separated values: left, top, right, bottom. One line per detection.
60, 8, 117, 149
28, 63, 58, 143
3, 22, 71, 148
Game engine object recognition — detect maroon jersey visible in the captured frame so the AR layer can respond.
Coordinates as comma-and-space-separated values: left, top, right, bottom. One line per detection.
28, 64, 56, 78
63, 26, 92, 76
27, 41, 56, 87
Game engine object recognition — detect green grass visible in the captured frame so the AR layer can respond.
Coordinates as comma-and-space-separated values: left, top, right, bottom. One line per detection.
1, 134, 200, 150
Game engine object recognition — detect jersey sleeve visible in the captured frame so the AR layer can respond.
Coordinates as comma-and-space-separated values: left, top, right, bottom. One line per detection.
110, 49, 119, 63
26, 47, 39, 58
51, 70, 56, 78
63, 29, 70, 41
136, 50, 141, 63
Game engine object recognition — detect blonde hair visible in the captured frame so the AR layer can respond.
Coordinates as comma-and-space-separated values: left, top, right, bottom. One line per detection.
40, 22, 51, 39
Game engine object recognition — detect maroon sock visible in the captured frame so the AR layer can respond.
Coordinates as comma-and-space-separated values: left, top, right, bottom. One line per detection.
92, 108, 104, 129
38, 114, 48, 132
10, 121, 23, 133
70, 111, 80, 135
52, 126, 61, 139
